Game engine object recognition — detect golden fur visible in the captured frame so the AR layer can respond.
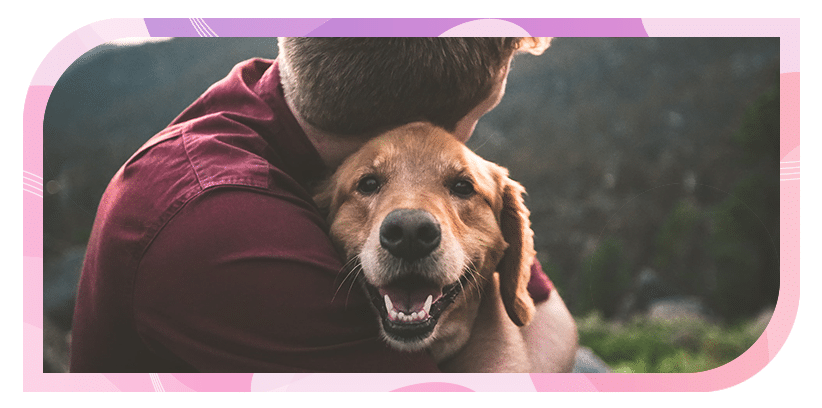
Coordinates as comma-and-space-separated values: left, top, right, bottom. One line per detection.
315, 123, 537, 363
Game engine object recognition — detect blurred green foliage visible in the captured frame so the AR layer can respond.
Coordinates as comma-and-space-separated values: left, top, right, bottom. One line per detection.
599, 83, 779, 323
571, 75, 779, 374
655, 201, 702, 270
654, 200, 709, 296
540, 259, 566, 297
733, 85, 780, 166
579, 238, 632, 318
707, 85, 780, 321
577, 312, 766, 373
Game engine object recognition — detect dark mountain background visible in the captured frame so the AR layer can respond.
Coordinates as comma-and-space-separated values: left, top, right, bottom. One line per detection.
43, 37, 779, 371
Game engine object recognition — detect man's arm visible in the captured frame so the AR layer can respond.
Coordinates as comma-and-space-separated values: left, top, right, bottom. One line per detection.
133, 188, 439, 372
440, 273, 578, 373
521, 290, 578, 373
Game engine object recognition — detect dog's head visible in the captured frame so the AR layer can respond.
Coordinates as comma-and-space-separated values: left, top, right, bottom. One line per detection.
316, 123, 536, 357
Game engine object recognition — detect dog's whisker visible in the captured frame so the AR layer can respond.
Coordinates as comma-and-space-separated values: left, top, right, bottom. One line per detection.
461, 265, 476, 298
470, 273, 482, 298
333, 256, 359, 286
460, 260, 481, 298
332, 262, 357, 300
332, 257, 363, 304
473, 266, 490, 287
466, 266, 484, 299
343, 265, 364, 308
475, 273, 487, 297
394, 258, 406, 282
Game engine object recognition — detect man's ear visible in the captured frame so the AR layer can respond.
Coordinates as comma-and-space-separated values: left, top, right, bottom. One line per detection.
312, 174, 340, 221
496, 176, 537, 327
313, 181, 333, 213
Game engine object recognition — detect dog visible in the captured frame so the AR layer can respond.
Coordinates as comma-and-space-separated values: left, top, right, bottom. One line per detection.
315, 122, 537, 366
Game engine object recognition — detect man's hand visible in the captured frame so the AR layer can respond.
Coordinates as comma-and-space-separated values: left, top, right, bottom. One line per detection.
521, 289, 578, 373
439, 273, 578, 373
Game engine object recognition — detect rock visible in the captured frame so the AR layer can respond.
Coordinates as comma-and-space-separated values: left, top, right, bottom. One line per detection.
647, 296, 709, 322
572, 346, 611, 373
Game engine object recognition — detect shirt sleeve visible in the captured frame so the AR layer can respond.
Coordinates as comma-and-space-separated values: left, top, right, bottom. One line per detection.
527, 259, 554, 304
133, 187, 439, 373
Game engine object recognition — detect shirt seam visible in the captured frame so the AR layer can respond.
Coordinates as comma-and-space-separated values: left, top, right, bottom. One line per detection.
181, 125, 271, 191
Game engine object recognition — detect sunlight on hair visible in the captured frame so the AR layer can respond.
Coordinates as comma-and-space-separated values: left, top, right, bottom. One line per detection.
518, 37, 552, 55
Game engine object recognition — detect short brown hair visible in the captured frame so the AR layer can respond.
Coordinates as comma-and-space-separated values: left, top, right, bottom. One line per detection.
278, 37, 550, 136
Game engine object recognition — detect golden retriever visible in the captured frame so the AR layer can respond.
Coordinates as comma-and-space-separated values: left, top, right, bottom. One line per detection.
315, 122, 537, 365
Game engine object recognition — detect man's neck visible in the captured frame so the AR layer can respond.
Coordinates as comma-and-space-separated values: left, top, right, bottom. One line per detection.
288, 103, 372, 171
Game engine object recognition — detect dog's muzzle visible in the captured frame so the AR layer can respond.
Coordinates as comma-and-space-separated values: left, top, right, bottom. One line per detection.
358, 208, 468, 346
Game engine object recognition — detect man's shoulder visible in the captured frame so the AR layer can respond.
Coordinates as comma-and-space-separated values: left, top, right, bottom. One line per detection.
179, 118, 274, 191
123, 116, 292, 196
93, 117, 312, 263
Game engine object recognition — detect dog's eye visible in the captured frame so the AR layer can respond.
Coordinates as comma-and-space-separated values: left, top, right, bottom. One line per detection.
357, 176, 381, 195
450, 180, 475, 198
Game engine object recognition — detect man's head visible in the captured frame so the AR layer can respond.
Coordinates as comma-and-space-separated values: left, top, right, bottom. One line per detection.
278, 38, 550, 142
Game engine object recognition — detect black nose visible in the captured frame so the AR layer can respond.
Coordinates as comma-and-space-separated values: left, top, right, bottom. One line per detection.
379, 209, 442, 260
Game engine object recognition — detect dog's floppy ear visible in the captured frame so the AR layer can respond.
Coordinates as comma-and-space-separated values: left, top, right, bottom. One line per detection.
312, 179, 334, 217
497, 176, 537, 327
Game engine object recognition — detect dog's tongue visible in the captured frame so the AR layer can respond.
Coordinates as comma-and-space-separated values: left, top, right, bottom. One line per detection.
378, 285, 442, 313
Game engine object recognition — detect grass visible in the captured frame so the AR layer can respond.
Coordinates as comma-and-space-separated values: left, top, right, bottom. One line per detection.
576, 311, 769, 373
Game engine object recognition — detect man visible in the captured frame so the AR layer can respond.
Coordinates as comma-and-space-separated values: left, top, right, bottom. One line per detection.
70, 37, 577, 373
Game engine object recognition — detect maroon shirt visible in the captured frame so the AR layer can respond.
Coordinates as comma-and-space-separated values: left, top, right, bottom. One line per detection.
70, 58, 551, 373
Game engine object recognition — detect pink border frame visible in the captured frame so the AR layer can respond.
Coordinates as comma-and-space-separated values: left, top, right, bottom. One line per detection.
22, 18, 800, 392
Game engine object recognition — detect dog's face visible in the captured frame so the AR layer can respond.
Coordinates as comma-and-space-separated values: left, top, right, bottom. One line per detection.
316, 123, 536, 360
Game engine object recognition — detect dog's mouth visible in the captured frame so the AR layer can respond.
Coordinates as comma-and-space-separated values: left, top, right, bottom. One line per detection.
363, 274, 468, 344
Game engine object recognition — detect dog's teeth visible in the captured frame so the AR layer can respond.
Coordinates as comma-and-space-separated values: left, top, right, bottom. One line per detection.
384, 295, 433, 322
384, 295, 393, 313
